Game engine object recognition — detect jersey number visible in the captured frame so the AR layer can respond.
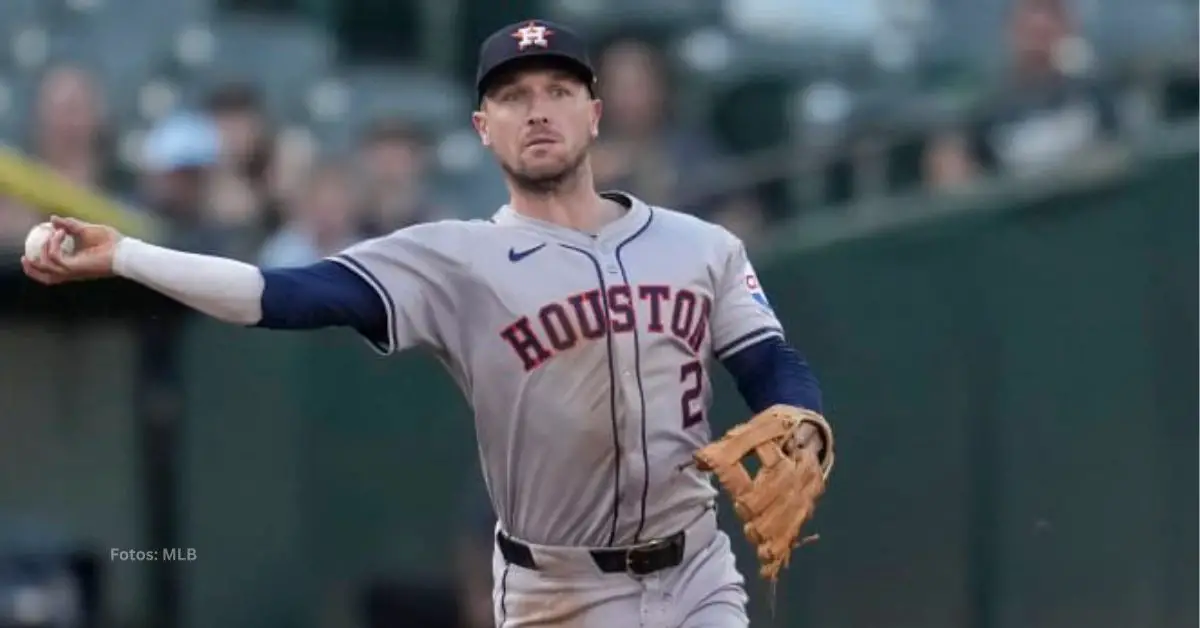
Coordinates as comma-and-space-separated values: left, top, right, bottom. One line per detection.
681, 360, 704, 428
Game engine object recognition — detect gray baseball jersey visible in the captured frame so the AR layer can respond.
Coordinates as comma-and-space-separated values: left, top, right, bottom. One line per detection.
330, 192, 784, 547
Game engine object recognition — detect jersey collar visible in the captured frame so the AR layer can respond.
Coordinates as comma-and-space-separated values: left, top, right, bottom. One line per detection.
491, 191, 652, 247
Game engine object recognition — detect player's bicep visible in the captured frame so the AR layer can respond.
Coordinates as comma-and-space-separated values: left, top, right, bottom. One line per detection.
329, 227, 454, 355
258, 261, 390, 346
710, 237, 784, 361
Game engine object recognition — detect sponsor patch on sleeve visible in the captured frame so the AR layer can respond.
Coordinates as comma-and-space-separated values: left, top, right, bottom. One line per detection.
744, 262, 773, 312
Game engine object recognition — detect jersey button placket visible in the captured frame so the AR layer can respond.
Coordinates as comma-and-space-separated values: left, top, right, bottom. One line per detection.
598, 246, 638, 537
610, 250, 647, 539
618, 358, 645, 540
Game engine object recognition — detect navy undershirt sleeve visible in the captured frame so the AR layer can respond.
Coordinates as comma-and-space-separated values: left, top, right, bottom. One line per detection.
257, 260, 389, 345
720, 336, 823, 414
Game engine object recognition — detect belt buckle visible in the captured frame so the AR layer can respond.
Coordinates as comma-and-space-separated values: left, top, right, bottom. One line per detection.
625, 538, 668, 576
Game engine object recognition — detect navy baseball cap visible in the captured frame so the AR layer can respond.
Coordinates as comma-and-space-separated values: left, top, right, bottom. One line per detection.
475, 19, 597, 103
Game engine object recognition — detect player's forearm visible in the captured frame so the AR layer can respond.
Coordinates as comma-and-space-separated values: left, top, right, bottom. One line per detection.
112, 237, 264, 325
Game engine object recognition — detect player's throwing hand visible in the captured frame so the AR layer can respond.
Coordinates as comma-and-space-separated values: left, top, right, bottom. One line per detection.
21, 216, 121, 285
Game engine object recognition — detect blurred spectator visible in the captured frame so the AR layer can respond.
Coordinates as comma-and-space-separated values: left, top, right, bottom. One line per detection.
590, 38, 767, 242
921, 130, 982, 191
139, 112, 243, 256
0, 65, 129, 245
267, 128, 320, 221
924, 0, 1121, 187
31, 66, 126, 189
356, 117, 450, 236
258, 160, 363, 267
204, 82, 277, 232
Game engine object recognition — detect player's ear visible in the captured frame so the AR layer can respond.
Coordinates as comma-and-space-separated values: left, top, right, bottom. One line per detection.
471, 110, 491, 147
588, 98, 602, 139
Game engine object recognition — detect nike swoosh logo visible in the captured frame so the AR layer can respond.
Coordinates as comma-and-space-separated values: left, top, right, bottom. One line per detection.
508, 244, 546, 262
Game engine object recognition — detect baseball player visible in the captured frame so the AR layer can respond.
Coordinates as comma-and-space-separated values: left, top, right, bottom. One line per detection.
21, 19, 835, 628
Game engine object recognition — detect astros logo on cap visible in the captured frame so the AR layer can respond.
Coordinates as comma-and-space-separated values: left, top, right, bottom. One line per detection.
512, 21, 553, 50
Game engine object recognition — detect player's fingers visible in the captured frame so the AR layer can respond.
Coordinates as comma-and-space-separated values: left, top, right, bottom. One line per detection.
21, 257, 61, 284
50, 215, 87, 235
794, 423, 822, 451
40, 231, 73, 273
28, 250, 65, 276
44, 229, 69, 263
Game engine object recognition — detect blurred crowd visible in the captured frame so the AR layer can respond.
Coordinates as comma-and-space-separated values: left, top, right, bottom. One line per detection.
0, 66, 452, 263
0, 0, 1190, 259
0, 30, 767, 258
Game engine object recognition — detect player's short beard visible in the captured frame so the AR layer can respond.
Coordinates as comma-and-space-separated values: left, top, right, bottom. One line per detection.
502, 147, 588, 195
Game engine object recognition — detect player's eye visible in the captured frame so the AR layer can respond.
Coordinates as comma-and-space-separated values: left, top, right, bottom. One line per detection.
549, 85, 570, 98
495, 87, 524, 103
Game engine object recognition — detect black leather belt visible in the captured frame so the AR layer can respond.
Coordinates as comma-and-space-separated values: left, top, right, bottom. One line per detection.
496, 530, 686, 576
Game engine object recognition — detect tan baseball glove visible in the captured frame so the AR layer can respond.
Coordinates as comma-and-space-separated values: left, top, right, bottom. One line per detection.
694, 404, 834, 581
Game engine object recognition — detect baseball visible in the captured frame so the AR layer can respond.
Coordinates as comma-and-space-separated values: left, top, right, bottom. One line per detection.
24, 222, 75, 261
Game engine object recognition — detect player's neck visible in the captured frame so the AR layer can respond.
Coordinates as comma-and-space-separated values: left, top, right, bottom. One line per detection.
508, 169, 615, 234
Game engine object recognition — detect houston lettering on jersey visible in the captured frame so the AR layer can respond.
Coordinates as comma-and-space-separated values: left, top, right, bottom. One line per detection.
500, 284, 712, 371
